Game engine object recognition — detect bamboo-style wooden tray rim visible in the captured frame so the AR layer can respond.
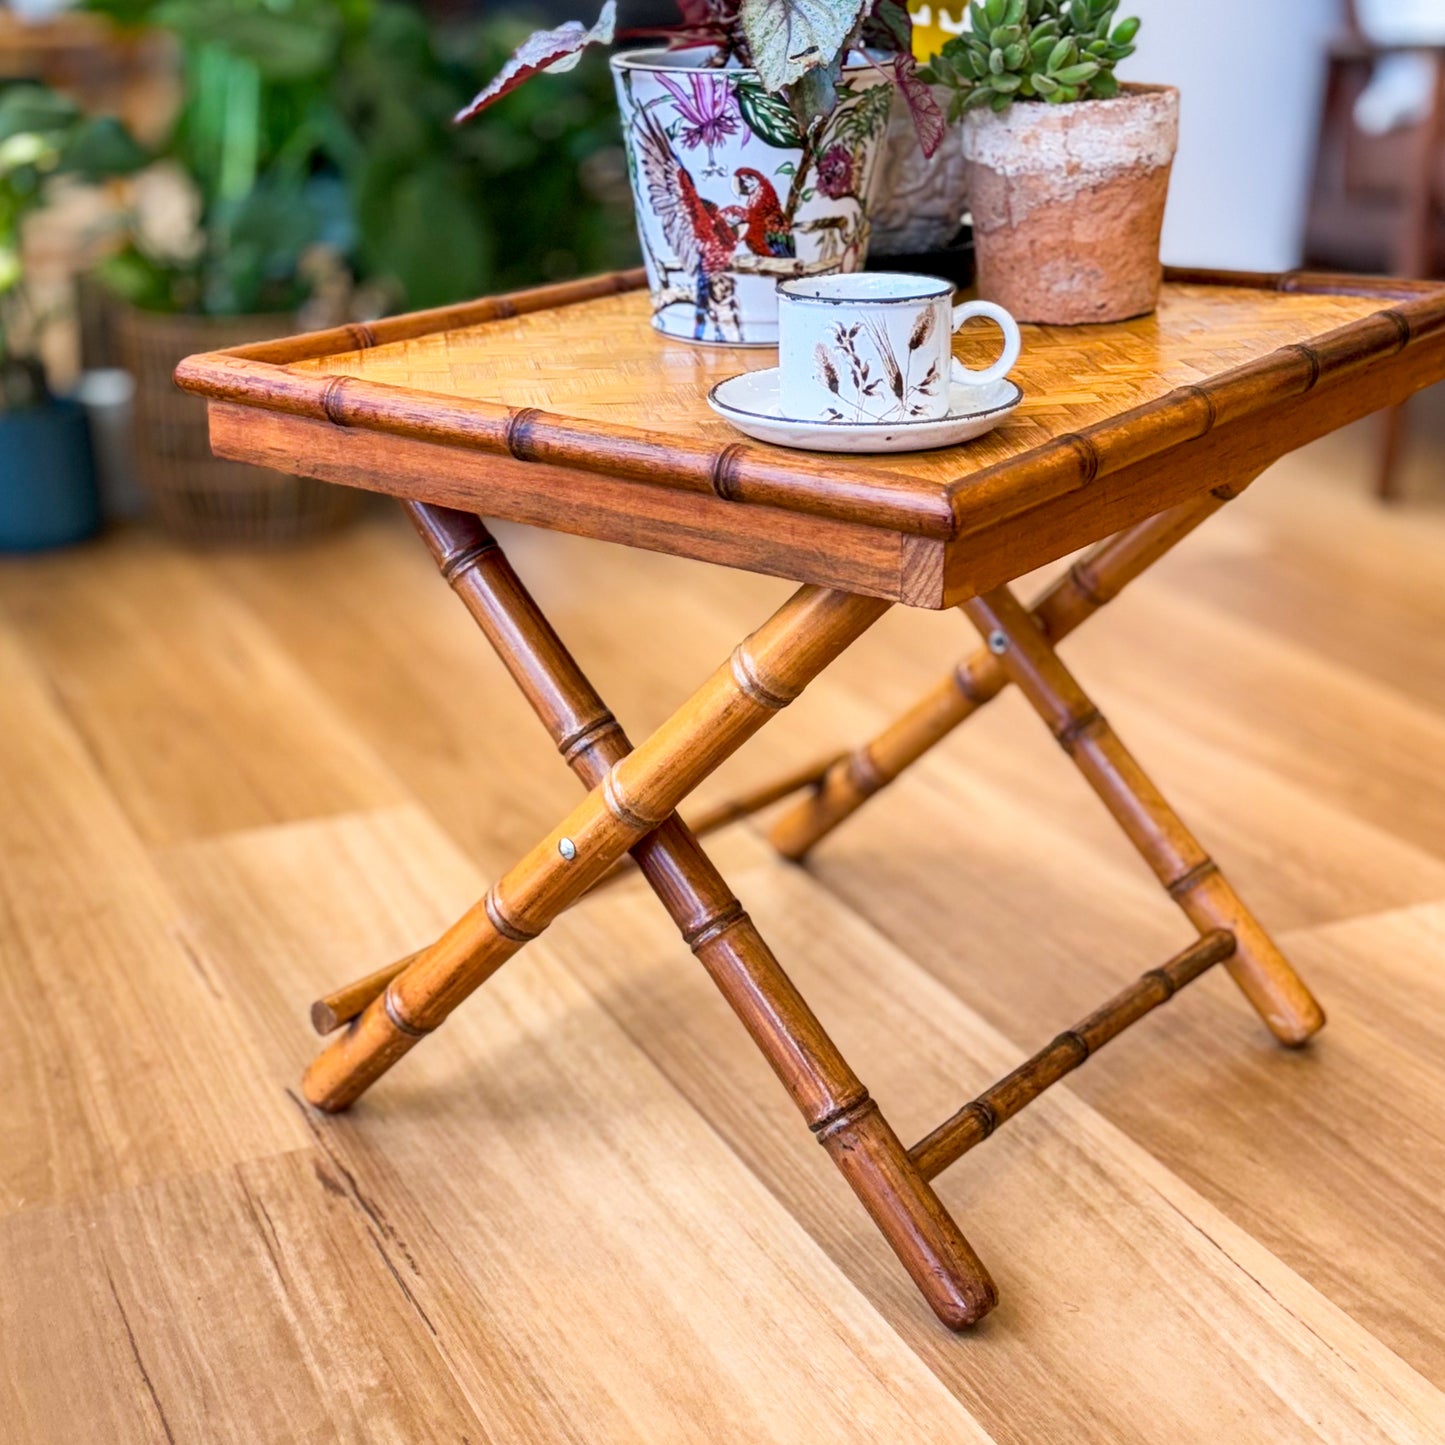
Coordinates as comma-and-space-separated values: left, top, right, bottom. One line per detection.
175, 267, 1445, 543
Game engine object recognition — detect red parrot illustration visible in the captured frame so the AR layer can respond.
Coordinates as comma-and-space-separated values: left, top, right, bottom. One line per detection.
726, 167, 796, 260
632, 104, 742, 341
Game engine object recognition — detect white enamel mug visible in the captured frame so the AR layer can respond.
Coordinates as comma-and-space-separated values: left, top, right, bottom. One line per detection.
776, 273, 1021, 424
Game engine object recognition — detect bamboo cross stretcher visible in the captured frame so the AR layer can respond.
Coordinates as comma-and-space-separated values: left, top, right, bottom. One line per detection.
177, 266, 1445, 1330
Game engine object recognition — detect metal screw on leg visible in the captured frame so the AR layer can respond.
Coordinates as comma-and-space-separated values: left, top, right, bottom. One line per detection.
558, 837, 577, 861
988, 630, 1009, 655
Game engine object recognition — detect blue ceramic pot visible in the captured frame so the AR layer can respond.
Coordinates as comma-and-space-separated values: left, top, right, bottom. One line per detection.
0, 398, 101, 552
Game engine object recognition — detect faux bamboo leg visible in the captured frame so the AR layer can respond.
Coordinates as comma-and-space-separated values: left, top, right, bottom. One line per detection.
311, 953, 422, 1035
583, 753, 848, 900
770, 482, 1253, 861
1376, 405, 1407, 503
305, 506, 996, 1329
908, 929, 1236, 1180
303, 576, 888, 1111
962, 585, 1325, 1047
434, 507, 997, 1325
686, 754, 847, 836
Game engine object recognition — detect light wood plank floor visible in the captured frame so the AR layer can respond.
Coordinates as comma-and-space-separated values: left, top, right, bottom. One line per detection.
1, 417, 1443, 1443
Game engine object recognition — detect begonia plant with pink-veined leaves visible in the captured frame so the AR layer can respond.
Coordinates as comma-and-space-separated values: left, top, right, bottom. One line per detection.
456, 0, 945, 158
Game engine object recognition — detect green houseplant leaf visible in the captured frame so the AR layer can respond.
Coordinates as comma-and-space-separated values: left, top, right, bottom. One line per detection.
59, 116, 149, 178
152, 0, 343, 82
736, 0, 871, 93
86, 0, 643, 319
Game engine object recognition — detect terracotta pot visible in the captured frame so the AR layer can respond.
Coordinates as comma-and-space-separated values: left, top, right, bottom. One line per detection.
611, 48, 892, 347
961, 84, 1179, 325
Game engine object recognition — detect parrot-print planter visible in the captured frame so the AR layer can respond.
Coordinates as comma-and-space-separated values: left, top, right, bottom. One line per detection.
612, 49, 893, 347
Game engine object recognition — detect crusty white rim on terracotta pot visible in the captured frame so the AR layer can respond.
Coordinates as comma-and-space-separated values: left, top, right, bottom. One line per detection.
959, 82, 1180, 180
959, 82, 1180, 325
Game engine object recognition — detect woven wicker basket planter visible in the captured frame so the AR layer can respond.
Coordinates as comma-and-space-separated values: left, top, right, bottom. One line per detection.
117, 306, 359, 545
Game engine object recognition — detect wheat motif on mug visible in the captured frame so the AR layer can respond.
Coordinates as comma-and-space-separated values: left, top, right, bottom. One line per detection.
814, 311, 942, 423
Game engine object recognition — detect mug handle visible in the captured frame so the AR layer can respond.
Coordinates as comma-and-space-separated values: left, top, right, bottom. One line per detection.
949, 300, 1022, 388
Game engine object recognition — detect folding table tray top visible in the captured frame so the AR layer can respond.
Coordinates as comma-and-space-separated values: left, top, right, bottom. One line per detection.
176, 267, 1445, 609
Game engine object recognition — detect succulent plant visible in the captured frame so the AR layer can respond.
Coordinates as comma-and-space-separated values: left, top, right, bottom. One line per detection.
919, 0, 1140, 119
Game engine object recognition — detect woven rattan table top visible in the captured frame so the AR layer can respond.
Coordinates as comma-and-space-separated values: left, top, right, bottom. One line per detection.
286, 281, 1381, 486
177, 268, 1445, 607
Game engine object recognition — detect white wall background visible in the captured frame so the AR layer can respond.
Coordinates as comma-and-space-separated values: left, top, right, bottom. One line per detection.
1119, 0, 1338, 270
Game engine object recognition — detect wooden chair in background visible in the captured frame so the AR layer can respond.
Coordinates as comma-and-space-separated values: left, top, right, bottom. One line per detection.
1303, 0, 1445, 499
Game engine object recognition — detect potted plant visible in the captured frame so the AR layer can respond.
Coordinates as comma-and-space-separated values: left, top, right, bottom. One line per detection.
85, 0, 645, 541
85, 0, 371, 543
921, 0, 1174, 325
0, 80, 143, 552
459, 2, 947, 345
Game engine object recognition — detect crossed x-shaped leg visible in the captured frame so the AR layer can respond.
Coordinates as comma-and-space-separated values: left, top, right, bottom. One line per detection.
304, 489, 1323, 1330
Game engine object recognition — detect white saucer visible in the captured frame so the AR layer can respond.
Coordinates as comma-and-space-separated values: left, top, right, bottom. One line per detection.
707, 368, 1023, 454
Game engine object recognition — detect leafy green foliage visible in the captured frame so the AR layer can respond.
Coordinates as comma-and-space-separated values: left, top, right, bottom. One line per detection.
89, 0, 362, 315
919, 0, 1139, 118
86, 1, 639, 317
153, 0, 346, 81
737, 0, 869, 94
0, 81, 146, 403
860, 0, 911, 53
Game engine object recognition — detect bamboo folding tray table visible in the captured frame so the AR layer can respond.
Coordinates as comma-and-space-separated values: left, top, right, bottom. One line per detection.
178, 266, 1445, 1330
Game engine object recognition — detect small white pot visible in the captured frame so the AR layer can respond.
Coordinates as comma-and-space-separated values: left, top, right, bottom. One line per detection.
612, 48, 893, 347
